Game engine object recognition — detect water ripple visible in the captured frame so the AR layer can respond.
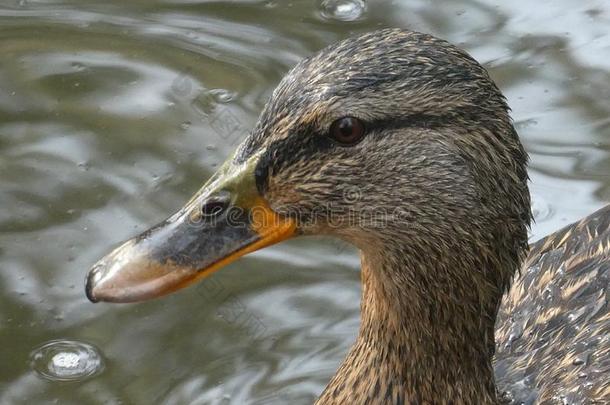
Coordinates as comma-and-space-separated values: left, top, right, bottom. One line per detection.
319, 0, 367, 22
30, 340, 104, 382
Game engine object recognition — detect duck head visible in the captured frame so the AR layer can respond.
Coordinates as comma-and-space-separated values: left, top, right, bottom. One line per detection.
86, 29, 530, 307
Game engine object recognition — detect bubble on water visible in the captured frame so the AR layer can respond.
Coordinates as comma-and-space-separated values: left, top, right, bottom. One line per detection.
30, 340, 104, 382
319, 0, 367, 21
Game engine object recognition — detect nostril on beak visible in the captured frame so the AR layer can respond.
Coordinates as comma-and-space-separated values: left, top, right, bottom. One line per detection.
201, 192, 231, 219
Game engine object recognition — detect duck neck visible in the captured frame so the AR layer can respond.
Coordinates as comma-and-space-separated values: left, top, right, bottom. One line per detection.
317, 243, 505, 405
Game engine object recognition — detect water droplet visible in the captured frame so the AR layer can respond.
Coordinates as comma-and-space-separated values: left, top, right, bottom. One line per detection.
319, 0, 367, 21
210, 89, 234, 104
498, 390, 514, 403
180, 121, 192, 130
77, 161, 90, 171
30, 340, 104, 382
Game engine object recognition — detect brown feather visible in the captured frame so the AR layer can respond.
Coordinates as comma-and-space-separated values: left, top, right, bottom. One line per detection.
232, 28, 609, 404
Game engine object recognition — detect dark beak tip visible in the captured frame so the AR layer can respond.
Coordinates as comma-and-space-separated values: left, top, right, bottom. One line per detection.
85, 268, 100, 303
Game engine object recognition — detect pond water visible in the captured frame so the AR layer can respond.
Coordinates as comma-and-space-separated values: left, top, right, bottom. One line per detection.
1, 0, 609, 403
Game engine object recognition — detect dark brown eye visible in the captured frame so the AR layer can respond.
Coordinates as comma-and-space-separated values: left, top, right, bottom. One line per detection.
328, 117, 366, 145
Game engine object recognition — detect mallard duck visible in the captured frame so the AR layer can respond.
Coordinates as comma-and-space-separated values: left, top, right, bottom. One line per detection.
85, 29, 609, 404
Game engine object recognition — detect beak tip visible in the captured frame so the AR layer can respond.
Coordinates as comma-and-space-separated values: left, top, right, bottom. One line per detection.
85, 267, 100, 303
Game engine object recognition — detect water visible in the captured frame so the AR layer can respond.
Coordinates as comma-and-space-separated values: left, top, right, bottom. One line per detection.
319, 0, 367, 21
30, 340, 104, 382
1, 0, 609, 403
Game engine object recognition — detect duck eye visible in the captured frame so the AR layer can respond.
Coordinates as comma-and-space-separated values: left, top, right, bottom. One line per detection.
328, 117, 366, 145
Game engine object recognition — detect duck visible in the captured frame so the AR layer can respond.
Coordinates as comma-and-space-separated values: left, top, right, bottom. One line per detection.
85, 28, 609, 404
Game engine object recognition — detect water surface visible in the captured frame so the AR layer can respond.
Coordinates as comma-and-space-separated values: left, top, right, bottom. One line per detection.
1, 0, 609, 403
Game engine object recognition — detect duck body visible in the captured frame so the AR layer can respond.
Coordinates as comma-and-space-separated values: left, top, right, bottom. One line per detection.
496, 205, 610, 403
86, 29, 610, 404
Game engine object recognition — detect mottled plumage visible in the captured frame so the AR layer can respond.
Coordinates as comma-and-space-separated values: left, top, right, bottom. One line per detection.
496, 205, 610, 403
230, 29, 608, 404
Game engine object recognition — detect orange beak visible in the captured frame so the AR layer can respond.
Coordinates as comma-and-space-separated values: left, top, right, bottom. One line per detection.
85, 155, 296, 303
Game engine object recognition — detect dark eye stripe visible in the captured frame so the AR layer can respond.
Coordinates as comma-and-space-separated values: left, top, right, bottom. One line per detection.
254, 109, 483, 194
255, 130, 334, 194
367, 113, 453, 132
367, 106, 491, 132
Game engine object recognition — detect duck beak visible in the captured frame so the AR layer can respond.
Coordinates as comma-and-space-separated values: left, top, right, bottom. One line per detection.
85, 154, 296, 303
